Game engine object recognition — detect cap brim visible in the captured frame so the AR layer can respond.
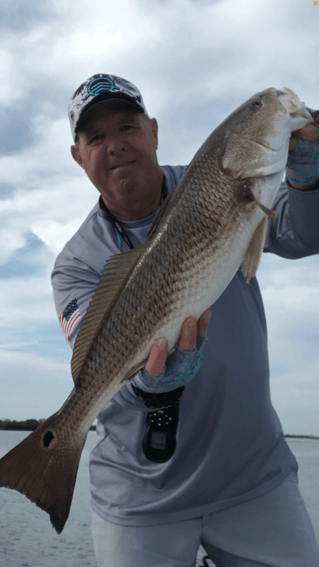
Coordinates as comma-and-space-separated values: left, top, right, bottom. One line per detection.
76, 96, 143, 132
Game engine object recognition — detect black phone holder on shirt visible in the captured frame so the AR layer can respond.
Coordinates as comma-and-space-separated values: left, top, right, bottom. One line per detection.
131, 385, 185, 463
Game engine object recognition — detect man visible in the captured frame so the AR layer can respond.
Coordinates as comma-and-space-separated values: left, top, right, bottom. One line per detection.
51, 74, 319, 567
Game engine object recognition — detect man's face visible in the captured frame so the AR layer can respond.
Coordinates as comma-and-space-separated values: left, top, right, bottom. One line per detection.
70, 102, 163, 220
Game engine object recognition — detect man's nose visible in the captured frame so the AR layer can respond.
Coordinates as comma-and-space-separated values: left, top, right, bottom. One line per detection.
105, 139, 126, 154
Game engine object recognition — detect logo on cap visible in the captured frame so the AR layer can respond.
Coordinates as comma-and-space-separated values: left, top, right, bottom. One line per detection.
68, 74, 149, 142
87, 77, 120, 98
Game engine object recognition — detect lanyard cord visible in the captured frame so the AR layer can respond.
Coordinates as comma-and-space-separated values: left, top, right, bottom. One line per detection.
99, 176, 168, 253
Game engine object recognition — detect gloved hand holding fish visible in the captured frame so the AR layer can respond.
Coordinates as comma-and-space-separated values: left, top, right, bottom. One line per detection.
132, 312, 211, 393
0, 86, 315, 534
286, 108, 319, 187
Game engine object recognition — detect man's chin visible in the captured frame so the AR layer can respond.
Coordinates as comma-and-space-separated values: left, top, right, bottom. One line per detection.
100, 179, 137, 199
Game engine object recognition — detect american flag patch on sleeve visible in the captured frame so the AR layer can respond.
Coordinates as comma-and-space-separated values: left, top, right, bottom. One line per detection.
59, 298, 81, 346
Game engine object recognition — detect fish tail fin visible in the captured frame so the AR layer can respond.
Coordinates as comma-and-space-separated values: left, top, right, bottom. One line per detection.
0, 413, 87, 534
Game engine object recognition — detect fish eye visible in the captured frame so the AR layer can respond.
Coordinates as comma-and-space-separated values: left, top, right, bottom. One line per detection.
251, 99, 262, 108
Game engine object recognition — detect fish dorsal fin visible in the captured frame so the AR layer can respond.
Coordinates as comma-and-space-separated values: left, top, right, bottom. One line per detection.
71, 243, 148, 386
241, 216, 268, 284
147, 186, 177, 240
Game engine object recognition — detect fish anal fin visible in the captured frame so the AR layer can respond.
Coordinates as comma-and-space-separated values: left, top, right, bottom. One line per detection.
71, 243, 148, 386
241, 216, 268, 284
147, 186, 177, 240
0, 414, 87, 534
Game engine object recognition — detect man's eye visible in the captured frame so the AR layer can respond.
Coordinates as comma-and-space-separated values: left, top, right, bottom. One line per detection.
88, 125, 136, 142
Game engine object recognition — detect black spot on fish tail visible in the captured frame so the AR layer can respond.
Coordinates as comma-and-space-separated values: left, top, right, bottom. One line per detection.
42, 431, 54, 448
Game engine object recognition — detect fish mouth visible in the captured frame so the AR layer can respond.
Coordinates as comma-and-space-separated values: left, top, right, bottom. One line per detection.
109, 161, 136, 171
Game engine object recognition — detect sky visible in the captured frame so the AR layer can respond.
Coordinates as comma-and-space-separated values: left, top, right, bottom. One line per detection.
0, 0, 318, 436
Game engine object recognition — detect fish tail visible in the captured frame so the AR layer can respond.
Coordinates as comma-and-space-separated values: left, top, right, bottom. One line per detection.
0, 413, 87, 534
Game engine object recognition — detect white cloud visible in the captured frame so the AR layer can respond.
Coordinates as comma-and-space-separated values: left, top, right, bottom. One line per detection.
0, 275, 56, 327
259, 255, 319, 362
0, 111, 99, 262
0, 48, 20, 106
0, 178, 98, 262
0, 347, 70, 381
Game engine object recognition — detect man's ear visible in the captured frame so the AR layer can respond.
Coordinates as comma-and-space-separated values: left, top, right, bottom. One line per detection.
150, 118, 158, 148
70, 144, 84, 168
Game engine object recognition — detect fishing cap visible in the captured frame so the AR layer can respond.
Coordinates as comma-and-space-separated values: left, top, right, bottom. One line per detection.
68, 74, 150, 142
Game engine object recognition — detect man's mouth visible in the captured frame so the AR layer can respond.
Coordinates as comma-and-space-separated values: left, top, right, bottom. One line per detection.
109, 161, 135, 171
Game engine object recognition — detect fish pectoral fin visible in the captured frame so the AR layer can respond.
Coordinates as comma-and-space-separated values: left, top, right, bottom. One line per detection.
255, 199, 277, 220
238, 181, 277, 220
241, 216, 268, 284
0, 413, 87, 534
71, 243, 148, 386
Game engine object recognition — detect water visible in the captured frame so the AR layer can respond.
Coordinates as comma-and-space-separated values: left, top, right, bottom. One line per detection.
0, 431, 97, 567
0, 432, 318, 567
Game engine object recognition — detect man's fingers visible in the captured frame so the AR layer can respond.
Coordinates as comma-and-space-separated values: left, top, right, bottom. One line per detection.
178, 317, 197, 351
178, 309, 212, 351
144, 338, 168, 377
289, 123, 319, 149
144, 309, 212, 377
293, 124, 319, 141
197, 309, 212, 337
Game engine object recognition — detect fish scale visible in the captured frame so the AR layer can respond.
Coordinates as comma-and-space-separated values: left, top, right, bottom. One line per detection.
79, 190, 256, 394
0, 86, 313, 534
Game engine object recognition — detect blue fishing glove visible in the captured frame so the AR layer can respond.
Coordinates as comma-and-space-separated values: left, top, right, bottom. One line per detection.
131, 334, 208, 394
286, 108, 319, 188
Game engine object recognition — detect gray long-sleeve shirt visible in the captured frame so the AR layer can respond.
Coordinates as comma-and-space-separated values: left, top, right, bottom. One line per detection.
51, 164, 319, 527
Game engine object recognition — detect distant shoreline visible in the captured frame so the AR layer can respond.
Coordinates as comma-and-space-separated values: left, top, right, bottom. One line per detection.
0, 420, 318, 439
0, 419, 97, 432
